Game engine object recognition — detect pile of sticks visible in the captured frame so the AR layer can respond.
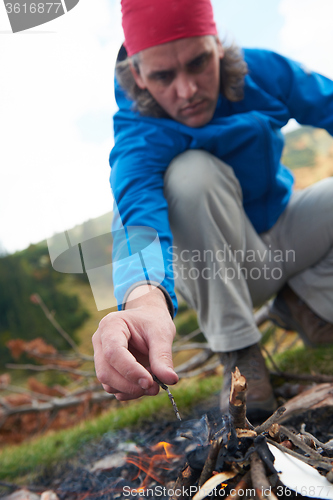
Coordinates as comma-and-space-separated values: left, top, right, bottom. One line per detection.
170, 368, 333, 500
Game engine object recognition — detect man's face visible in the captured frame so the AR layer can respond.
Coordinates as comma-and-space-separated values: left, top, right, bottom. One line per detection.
130, 36, 224, 128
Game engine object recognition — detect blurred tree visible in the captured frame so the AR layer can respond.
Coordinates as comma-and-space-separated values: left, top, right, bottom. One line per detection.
0, 244, 89, 365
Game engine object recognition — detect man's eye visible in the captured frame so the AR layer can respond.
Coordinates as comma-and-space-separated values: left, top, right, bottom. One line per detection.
188, 54, 210, 72
153, 72, 173, 83
192, 57, 205, 66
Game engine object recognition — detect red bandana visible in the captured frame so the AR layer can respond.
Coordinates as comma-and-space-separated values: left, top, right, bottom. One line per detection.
121, 0, 218, 57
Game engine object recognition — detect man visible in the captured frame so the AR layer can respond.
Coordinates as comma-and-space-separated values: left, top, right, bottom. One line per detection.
92, 0, 333, 419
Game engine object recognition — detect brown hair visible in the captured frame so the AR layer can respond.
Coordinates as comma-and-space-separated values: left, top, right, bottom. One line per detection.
115, 40, 248, 118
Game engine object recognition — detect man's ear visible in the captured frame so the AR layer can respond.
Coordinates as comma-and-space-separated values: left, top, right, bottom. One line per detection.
129, 60, 146, 89
215, 37, 225, 60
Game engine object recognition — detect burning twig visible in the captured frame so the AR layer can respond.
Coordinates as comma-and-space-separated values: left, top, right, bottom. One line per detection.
169, 464, 201, 500
152, 375, 182, 421
198, 436, 222, 487
229, 367, 247, 429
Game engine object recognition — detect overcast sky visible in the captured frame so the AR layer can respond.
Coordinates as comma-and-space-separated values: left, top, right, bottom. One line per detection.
1, 0, 333, 254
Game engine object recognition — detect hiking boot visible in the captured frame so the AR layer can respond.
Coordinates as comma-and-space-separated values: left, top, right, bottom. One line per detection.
269, 285, 333, 347
219, 343, 277, 422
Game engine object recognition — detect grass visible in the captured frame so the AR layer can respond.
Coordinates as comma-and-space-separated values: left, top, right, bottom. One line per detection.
0, 374, 221, 483
274, 344, 333, 375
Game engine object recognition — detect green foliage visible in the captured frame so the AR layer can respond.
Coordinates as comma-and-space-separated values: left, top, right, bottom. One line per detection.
176, 301, 190, 314
175, 309, 200, 337
282, 125, 333, 169
0, 244, 89, 364
282, 147, 316, 169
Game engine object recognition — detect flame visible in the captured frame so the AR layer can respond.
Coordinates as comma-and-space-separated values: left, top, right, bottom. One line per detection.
126, 441, 183, 492
151, 441, 178, 459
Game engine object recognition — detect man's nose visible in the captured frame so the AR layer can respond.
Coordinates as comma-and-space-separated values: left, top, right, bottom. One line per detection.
175, 74, 197, 100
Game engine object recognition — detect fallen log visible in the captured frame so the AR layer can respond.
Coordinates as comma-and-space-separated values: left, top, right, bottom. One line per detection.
275, 383, 333, 424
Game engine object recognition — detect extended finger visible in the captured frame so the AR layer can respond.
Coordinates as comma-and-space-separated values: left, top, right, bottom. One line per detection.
148, 333, 179, 386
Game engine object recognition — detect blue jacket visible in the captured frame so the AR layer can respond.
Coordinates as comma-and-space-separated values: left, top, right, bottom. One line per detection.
110, 48, 333, 316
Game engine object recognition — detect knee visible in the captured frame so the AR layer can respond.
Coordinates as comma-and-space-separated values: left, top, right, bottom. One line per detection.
317, 178, 333, 210
164, 150, 241, 204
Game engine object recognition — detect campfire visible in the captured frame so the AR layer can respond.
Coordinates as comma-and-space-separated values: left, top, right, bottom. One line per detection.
3, 368, 333, 500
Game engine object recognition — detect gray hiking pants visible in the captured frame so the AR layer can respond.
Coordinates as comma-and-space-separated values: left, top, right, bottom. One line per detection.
164, 150, 333, 352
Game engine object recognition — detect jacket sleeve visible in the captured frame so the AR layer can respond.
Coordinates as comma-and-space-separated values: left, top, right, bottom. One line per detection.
110, 99, 189, 316
244, 49, 333, 134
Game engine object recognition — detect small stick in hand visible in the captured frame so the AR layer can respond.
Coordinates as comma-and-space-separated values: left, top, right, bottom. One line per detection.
152, 374, 182, 421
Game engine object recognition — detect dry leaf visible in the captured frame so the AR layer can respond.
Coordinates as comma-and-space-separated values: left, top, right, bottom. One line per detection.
192, 471, 236, 500
28, 378, 67, 397
0, 373, 11, 388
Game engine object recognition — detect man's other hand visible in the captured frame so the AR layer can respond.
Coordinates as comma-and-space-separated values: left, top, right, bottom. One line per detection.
92, 285, 178, 400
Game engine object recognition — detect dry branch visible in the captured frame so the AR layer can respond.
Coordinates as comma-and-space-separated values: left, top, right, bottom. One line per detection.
6, 363, 95, 378
271, 371, 333, 384
173, 343, 210, 352
251, 451, 277, 500
275, 383, 333, 423
175, 349, 214, 374
267, 439, 333, 472
0, 384, 53, 402
152, 375, 181, 421
279, 425, 333, 465
198, 437, 222, 487
173, 328, 202, 346
30, 294, 93, 361
300, 423, 333, 451
177, 359, 220, 379
254, 302, 271, 327
254, 407, 286, 434
169, 464, 200, 500
229, 367, 247, 429
0, 390, 114, 427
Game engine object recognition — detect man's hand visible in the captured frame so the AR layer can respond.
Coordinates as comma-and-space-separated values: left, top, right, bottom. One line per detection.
92, 285, 178, 400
